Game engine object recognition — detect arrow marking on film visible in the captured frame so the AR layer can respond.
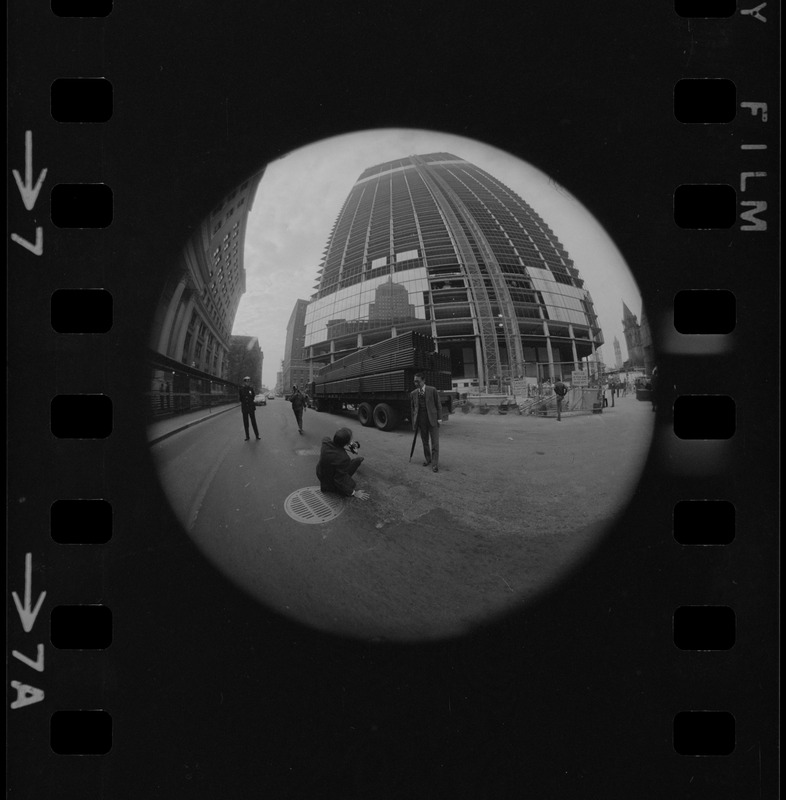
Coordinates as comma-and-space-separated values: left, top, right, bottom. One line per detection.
12, 130, 48, 211
12, 644, 45, 673
11, 553, 47, 633
11, 227, 43, 256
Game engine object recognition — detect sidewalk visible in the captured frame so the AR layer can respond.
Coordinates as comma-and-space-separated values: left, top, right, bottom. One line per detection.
147, 402, 239, 444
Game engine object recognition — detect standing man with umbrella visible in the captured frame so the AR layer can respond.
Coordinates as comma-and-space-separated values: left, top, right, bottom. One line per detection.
409, 372, 441, 472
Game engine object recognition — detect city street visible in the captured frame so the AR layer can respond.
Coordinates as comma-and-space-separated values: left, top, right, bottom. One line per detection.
151, 394, 655, 641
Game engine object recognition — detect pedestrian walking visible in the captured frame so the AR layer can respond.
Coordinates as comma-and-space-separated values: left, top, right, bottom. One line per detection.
238, 376, 260, 441
650, 366, 658, 412
409, 372, 441, 472
287, 384, 307, 434
316, 427, 369, 499
553, 378, 568, 421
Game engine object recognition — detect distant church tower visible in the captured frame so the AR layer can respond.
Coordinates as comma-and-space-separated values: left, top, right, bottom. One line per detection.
613, 336, 623, 369
622, 302, 644, 367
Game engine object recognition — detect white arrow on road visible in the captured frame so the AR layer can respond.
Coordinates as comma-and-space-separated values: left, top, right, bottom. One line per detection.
12, 130, 48, 211
11, 553, 47, 633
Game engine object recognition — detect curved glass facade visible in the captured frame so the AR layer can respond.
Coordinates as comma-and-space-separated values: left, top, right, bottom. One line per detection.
304, 153, 602, 388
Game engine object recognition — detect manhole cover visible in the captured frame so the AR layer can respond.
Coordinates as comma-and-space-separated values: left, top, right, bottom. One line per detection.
284, 486, 346, 524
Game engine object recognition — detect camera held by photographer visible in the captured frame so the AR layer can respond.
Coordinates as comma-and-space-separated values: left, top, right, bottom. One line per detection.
316, 428, 369, 500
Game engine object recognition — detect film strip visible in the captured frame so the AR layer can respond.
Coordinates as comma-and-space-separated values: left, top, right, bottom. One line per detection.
7, 2, 778, 797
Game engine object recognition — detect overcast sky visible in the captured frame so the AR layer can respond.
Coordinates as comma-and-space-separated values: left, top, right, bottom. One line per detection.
233, 129, 643, 388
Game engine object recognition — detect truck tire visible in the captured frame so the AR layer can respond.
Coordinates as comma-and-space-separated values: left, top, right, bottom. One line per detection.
372, 403, 399, 431
357, 402, 374, 426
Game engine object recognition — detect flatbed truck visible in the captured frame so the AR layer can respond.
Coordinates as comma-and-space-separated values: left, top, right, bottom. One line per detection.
309, 331, 453, 431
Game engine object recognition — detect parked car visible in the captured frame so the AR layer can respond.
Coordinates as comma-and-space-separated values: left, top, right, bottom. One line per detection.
254, 393, 267, 406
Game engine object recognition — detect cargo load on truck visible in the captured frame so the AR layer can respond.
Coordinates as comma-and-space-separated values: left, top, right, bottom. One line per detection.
309, 331, 453, 431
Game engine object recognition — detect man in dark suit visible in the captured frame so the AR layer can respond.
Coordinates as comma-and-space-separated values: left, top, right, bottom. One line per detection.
238, 376, 261, 441
316, 427, 369, 499
553, 378, 568, 422
287, 384, 307, 434
410, 372, 441, 472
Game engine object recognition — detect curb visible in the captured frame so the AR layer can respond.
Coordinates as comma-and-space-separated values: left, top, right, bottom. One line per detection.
148, 404, 240, 444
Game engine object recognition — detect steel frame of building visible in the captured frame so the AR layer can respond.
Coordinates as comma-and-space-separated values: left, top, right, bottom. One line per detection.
305, 154, 602, 392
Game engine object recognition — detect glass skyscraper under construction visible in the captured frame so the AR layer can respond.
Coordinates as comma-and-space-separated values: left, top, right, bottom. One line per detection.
304, 153, 603, 389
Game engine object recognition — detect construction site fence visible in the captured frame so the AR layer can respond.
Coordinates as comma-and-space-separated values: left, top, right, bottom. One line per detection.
475, 358, 646, 396
456, 387, 603, 417
522, 387, 601, 417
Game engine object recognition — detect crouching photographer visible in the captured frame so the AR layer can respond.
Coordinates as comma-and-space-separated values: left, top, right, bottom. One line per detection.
316, 427, 369, 500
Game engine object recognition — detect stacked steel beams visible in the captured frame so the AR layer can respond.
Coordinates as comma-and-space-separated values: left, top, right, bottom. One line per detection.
313, 332, 451, 391
314, 370, 449, 396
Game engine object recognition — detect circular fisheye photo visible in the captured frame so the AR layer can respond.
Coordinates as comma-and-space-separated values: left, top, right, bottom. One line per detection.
148, 130, 656, 641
